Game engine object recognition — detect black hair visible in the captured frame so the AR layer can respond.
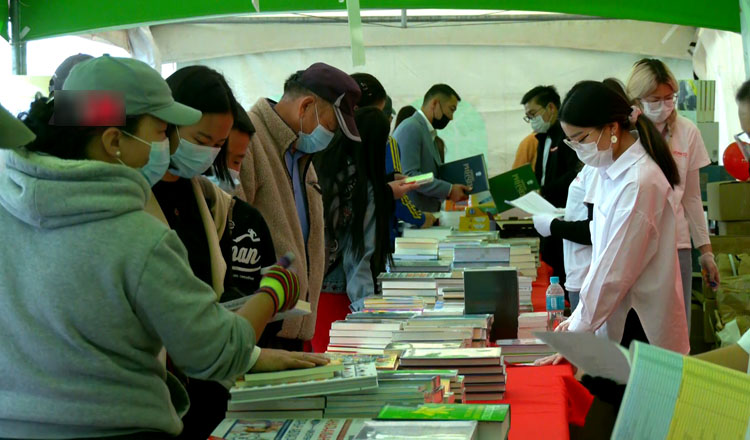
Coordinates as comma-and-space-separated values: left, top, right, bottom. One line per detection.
166, 65, 239, 185
560, 80, 680, 187
282, 71, 316, 99
351, 73, 387, 108
208, 99, 254, 188
736, 79, 750, 103
313, 107, 392, 282
395, 105, 417, 130
633, 58, 676, 88
521, 85, 561, 110
19, 96, 141, 160
423, 84, 461, 106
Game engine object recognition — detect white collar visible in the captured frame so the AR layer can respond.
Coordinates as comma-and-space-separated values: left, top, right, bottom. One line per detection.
604, 137, 646, 181
417, 110, 437, 139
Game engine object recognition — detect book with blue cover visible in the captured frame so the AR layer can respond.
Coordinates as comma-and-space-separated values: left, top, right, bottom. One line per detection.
438, 154, 489, 194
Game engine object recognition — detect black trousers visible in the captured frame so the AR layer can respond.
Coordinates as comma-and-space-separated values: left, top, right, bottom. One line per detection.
620, 309, 649, 349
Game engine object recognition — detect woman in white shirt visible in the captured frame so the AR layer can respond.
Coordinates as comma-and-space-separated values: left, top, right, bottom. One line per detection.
539, 79, 690, 362
626, 59, 720, 333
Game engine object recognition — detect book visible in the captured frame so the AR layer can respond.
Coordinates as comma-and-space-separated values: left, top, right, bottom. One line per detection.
488, 164, 540, 213
209, 418, 366, 440
331, 320, 404, 332
401, 226, 454, 240
229, 363, 378, 402
464, 268, 519, 340
224, 410, 324, 419
404, 172, 435, 185
453, 245, 511, 263
324, 352, 399, 370
400, 348, 502, 367
222, 299, 311, 322
495, 339, 553, 355
227, 397, 325, 412
377, 403, 510, 440
239, 363, 346, 387
353, 420, 479, 440
388, 260, 452, 273
438, 154, 489, 194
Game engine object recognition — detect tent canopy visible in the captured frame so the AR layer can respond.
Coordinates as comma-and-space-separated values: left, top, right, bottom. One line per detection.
6, 0, 742, 43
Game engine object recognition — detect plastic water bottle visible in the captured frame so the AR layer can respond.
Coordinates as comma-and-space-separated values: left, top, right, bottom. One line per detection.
546, 276, 565, 331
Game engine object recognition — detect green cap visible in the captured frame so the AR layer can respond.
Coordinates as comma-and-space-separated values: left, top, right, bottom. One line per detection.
0, 103, 35, 149
63, 55, 201, 126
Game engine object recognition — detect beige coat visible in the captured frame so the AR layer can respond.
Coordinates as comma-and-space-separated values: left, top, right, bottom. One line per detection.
237, 98, 324, 341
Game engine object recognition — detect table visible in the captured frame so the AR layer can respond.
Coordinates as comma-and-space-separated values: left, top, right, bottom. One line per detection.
471, 364, 594, 440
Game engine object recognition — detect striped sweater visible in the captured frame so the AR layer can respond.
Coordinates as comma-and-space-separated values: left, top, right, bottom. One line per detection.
385, 136, 426, 247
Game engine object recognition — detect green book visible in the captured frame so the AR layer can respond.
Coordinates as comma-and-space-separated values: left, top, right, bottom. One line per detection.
378, 403, 510, 440
488, 164, 540, 213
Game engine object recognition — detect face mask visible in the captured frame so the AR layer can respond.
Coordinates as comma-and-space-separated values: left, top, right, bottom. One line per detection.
431, 102, 451, 130
207, 168, 241, 193
122, 131, 171, 187
297, 102, 335, 154
642, 99, 675, 124
530, 109, 551, 134
169, 127, 221, 178
566, 129, 613, 168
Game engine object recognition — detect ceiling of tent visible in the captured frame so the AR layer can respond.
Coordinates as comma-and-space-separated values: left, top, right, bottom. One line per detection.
5, 0, 741, 43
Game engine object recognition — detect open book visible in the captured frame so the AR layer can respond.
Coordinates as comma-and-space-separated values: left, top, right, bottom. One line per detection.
536, 332, 750, 439
506, 191, 565, 218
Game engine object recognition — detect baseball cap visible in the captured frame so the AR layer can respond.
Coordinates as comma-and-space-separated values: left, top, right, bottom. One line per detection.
49, 53, 94, 93
296, 63, 361, 142
63, 55, 201, 126
0, 103, 35, 149
384, 95, 395, 117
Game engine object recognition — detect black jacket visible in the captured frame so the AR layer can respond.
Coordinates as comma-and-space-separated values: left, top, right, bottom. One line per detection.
534, 121, 583, 208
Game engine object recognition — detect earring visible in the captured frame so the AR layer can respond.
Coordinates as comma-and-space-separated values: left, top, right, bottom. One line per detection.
115, 150, 122, 158
610, 134, 618, 144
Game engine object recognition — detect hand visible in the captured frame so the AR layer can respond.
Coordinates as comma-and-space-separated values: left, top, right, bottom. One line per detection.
249, 348, 329, 373
699, 252, 720, 291
532, 214, 558, 237
257, 265, 300, 313
421, 212, 437, 229
393, 173, 406, 181
555, 319, 571, 332
534, 353, 566, 366
388, 179, 417, 200
448, 184, 471, 202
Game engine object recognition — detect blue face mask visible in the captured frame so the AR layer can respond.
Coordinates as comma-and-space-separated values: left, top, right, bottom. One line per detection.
297, 102, 335, 154
122, 131, 171, 187
169, 127, 221, 178
207, 168, 240, 193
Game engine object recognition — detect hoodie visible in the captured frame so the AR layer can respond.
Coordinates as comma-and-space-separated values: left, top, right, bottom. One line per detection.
0, 149, 255, 438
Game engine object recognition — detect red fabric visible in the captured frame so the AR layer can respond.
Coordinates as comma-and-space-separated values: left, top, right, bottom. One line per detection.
532, 261, 553, 312
467, 364, 592, 440
309, 292, 351, 353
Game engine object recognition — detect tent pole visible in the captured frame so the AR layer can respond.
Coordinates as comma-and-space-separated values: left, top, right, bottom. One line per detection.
741, 0, 750, 77
401, 9, 407, 28
9, 0, 26, 75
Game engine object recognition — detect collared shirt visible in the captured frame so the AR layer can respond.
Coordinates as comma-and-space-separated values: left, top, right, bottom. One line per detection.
562, 165, 596, 292
417, 110, 437, 140
668, 116, 711, 249
285, 148, 309, 244
568, 138, 690, 354
541, 137, 553, 186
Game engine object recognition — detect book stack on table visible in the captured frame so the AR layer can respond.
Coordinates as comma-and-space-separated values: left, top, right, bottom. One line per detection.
326, 313, 414, 353
396, 314, 493, 349
399, 348, 506, 402
362, 296, 425, 313
518, 276, 533, 313
517, 312, 548, 339
377, 403, 511, 440
496, 338, 556, 365
498, 237, 540, 269
376, 272, 452, 307
509, 243, 538, 279
452, 244, 511, 270
392, 238, 439, 262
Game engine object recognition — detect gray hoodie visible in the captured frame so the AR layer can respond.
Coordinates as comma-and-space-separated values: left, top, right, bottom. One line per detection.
0, 149, 255, 438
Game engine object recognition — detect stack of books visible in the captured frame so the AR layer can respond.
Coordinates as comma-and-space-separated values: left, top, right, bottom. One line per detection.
400, 314, 492, 348
354, 420, 479, 440
210, 418, 367, 440
517, 312, 548, 339
362, 296, 425, 312
227, 362, 378, 419
399, 348, 505, 401
509, 244, 538, 279
496, 338, 556, 365
437, 236, 485, 260
435, 272, 465, 306
381, 369, 464, 403
326, 314, 414, 353
377, 272, 445, 306
392, 238, 439, 262
388, 259, 452, 273
498, 237, 540, 268
324, 370, 445, 419
324, 352, 400, 371
377, 403, 511, 440
452, 244, 511, 270
518, 276, 533, 312
401, 226, 453, 241
225, 397, 325, 420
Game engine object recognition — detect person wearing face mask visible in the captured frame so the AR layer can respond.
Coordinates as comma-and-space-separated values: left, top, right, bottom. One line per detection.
394, 84, 470, 213
237, 63, 362, 353
206, 106, 254, 193
536, 79, 689, 368
0, 57, 318, 439
626, 59, 720, 334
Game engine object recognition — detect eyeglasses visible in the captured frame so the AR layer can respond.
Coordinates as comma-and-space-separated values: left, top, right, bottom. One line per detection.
523, 107, 547, 123
563, 129, 597, 149
643, 93, 678, 104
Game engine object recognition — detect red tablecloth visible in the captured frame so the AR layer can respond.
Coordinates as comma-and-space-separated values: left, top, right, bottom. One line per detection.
470, 364, 594, 440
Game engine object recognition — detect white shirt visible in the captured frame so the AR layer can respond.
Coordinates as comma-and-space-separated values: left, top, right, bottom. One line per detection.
666, 116, 711, 249
541, 137, 553, 186
417, 110, 437, 140
568, 138, 690, 354
563, 166, 596, 291
737, 329, 750, 374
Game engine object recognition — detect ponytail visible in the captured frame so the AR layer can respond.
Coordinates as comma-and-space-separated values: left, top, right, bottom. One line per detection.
633, 115, 680, 187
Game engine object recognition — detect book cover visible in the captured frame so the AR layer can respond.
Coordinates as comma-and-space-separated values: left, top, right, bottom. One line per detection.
488, 164, 540, 213
438, 154, 489, 194
464, 268, 519, 340
210, 418, 366, 440
353, 420, 478, 440
377, 403, 508, 422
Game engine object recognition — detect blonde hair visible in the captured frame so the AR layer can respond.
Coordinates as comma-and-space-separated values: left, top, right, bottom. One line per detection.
626, 58, 679, 133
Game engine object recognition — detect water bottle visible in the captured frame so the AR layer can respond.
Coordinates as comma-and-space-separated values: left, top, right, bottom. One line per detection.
546, 276, 565, 331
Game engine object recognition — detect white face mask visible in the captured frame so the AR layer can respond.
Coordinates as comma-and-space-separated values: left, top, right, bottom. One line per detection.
642, 99, 675, 125
565, 129, 613, 168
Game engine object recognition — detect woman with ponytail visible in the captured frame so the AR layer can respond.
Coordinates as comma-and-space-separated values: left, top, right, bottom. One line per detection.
627, 59, 719, 333
538, 79, 689, 363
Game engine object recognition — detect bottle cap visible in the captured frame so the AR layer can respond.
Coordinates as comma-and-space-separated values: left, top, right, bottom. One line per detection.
550, 276, 560, 284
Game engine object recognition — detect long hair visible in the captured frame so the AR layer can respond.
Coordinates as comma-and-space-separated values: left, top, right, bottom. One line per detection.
626, 58, 679, 131
314, 107, 391, 279
560, 80, 680, 187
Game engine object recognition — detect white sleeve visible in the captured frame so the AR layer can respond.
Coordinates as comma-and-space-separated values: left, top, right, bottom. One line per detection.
739, 329, 750, 356
683, 168, 711, 249
568, 209, 657, 333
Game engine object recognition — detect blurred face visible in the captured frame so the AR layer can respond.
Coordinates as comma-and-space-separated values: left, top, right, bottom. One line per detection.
561, 122, 614, 152
169, 112, 233, 154
643, 82, 677, 104
434, 96, 459, 121
738, 100, 750, 134
226, 129, 250, 172
101, 115, 167, 168
298, 96, 338, 135
524, 100, 557, 123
